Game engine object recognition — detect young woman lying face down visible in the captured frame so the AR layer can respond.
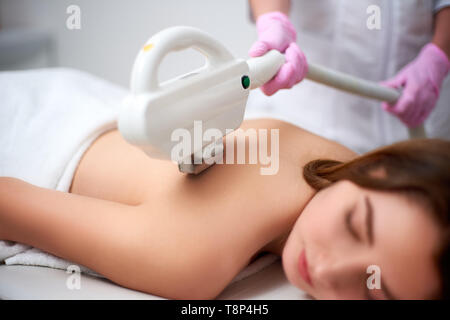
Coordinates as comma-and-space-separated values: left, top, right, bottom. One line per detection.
0, 118, 449, 300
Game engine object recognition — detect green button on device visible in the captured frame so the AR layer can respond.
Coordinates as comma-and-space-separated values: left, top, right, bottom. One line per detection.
241, 75, 250, 89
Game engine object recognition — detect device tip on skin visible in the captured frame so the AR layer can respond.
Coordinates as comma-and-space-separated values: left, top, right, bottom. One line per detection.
178, 140, 224, 175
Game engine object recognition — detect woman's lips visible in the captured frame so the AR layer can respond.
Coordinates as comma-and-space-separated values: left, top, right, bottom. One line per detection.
298, 249, 313, 287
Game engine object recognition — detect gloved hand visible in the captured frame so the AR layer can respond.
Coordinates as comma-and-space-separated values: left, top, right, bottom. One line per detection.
249, 11, 308, 96
381, 43, 450, 128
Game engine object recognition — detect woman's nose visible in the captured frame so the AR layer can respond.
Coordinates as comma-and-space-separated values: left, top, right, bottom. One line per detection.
313, 256, 365, 290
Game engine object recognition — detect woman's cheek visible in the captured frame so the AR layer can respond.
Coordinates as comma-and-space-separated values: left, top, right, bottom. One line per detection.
281, 233, 303, 288
283, 216, 311, 280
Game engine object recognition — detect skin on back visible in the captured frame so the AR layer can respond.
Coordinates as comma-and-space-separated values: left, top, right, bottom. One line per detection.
69, 117, 357, 270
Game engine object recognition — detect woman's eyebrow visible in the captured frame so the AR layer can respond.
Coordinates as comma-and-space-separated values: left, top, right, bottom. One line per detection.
364, 196, 374, 246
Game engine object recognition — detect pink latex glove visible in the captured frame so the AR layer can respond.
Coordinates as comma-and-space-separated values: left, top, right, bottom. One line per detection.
381, 43, 450, 128
248, 11, 308, 96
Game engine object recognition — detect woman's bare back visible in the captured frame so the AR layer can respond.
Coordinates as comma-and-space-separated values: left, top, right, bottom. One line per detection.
69, 117, 357, 259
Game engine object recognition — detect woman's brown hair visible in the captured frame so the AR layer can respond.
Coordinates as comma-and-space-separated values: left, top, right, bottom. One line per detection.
303, 138, 450, 299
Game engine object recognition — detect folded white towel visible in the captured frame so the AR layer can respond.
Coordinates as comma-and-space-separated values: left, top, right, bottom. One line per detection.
0, 68, 279, 286
0, 68, 125, 277
0, 68, 125, 191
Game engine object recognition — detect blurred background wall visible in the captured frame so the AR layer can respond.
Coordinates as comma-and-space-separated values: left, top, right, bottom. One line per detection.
0, 0, 256, 87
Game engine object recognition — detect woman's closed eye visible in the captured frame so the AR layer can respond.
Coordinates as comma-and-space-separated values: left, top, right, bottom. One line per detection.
345, 204, 361, 241
345, 196, 374, 246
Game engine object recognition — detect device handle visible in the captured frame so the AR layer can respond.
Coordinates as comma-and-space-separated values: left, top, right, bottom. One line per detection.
130, 26, 234, 94
306, 63, 400, 102
306, 63, 426, 139
247, 50, 285, 89
247, 50, 426, 139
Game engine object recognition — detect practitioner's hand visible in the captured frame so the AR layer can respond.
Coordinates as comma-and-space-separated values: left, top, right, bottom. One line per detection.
380, 43, 450, 128
249, 11, 308, 96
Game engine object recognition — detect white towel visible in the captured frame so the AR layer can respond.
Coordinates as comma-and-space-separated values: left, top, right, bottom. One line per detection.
0, 68, 125, 191
0, 68, 279, 286
0, 68, 126, 277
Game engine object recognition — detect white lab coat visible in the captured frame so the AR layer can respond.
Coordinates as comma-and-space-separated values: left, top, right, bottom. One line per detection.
244, 0, 450, 154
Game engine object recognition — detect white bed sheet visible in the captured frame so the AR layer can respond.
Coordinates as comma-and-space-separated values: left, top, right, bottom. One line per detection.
0, 260, 310, 300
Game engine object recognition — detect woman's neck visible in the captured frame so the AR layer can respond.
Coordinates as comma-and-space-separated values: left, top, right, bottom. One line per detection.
262, 230, 291, 256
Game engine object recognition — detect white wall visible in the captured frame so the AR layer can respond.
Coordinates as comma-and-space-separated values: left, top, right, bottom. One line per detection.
0, 0, 256, 87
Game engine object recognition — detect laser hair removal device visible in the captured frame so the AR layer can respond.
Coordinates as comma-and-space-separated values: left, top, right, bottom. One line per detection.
118, 26, 425, 175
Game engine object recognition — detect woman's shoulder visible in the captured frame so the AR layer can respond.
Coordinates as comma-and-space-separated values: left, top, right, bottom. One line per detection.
241, 118, 358, 163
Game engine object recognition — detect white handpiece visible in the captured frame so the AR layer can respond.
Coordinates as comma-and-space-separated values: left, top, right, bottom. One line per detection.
118, 26, 252, 174
247, 50, 426, 139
